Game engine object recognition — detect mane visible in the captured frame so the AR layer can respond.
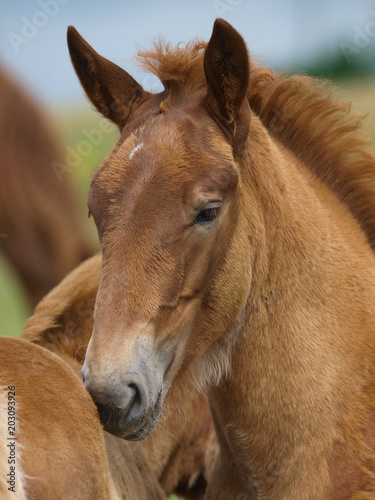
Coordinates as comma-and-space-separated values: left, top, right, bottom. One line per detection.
247, 65, 375, 251
136, 38, 206, 99
136, 41, 375, 250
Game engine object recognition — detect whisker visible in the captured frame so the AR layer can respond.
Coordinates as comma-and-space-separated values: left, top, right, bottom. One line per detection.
74, 343, 88, 362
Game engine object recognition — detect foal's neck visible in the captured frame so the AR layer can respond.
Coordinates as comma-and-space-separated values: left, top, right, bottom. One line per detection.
205, 121, 375, 499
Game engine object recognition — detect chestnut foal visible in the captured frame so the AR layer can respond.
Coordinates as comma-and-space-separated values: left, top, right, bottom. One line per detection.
66, 19, 375, 499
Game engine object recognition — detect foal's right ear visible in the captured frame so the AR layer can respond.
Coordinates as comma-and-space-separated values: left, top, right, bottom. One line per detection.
204, 19, 251, 153
67, 26, 146, 129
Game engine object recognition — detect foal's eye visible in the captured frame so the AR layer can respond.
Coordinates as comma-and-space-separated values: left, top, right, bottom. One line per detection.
194, 206, 221, 225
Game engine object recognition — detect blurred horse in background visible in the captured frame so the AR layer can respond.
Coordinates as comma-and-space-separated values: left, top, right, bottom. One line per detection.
0, 66, 91, 306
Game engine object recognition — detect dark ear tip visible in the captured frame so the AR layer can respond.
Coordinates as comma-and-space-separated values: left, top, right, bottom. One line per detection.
67, 25, 77, 37
213, 18, 231, 29
212, 18, 236, 35
67, 26, 82, 47
66, 26, 94, 62
210, 18, 248, 61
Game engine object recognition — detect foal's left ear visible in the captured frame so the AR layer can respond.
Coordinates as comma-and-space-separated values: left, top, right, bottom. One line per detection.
67, 26, 146, 129
204, 19, 251, 152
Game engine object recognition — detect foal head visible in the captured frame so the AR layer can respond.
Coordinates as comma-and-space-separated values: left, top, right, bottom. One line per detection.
68, 19, 251, 439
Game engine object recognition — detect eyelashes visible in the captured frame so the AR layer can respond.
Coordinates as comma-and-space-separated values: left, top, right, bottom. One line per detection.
194, 206, 221, 225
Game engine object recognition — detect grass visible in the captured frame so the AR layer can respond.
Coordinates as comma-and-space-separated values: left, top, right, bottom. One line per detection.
1, 77, 375, 339
0, 252, 30, 337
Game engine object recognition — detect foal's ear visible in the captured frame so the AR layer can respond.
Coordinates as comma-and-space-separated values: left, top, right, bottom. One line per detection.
204, 19, 251, 152
67, 26, 146, 129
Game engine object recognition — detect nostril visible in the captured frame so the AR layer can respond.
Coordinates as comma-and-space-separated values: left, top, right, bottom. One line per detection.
120, 383, 139, 418
81, 368, 86, 386
80, 374, 150, 437
92, 387, 142, 437
128, 383, 141, 406
119, 381, 148, 425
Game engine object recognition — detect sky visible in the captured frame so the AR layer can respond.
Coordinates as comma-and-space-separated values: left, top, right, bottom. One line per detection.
0, 0, 375, 107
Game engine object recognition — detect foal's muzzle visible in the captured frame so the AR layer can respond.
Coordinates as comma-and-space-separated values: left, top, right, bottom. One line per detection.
82, 369, 162, 440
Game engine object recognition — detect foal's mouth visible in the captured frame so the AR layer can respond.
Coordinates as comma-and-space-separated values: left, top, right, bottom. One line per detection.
96, 390, 163, 441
